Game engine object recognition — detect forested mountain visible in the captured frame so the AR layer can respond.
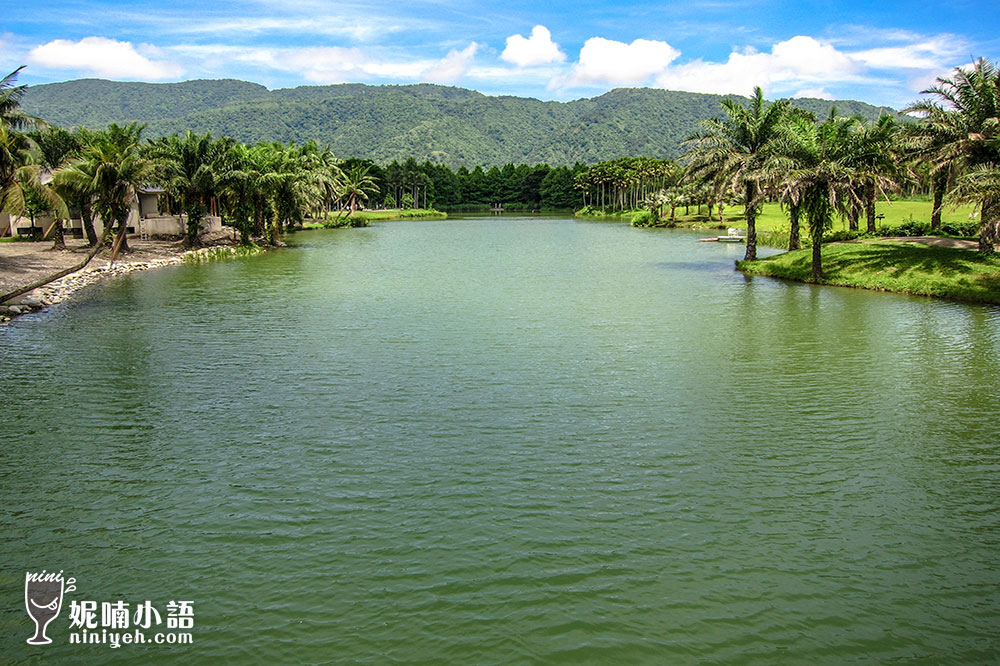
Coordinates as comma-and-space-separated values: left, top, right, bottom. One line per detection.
22, 79, 904, 168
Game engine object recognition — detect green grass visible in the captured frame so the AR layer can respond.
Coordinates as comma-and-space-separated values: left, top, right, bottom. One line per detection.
302, 209, 447, 230
738, 241, 1000, 304
675, 199, 979, 234
354, 208, 447, 222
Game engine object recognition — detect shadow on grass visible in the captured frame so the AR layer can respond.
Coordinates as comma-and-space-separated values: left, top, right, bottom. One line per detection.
739, 241, 1000, 304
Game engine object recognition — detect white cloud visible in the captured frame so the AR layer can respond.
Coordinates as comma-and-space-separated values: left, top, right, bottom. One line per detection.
27, 37, 183, 79
161, 17, 402, 42
793, 87, 835, 100
169, 43, 474, 85
553, 37, 681, 89
650, 36, 863, 96
421, 43, 478, 84
501, 25, 565, 67
851, 35, 959, 72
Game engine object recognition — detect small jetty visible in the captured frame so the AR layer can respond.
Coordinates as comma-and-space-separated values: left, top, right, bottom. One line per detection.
699, 228, 746, 243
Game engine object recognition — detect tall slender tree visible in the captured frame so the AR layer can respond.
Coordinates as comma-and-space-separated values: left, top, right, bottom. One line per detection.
906, 58, 1000, 253
55, 123, 153, 256
685, 87, 790, 261
149, 131, 221, 247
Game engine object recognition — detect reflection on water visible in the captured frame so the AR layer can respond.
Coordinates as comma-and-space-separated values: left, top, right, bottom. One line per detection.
2, 217, 998, 664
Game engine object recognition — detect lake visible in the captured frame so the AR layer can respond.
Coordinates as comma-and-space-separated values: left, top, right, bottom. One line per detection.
2, 216, 999, 664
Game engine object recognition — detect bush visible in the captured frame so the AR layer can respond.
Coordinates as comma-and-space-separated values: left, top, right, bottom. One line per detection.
824, 229, 875, 243
940, 220, 980, 237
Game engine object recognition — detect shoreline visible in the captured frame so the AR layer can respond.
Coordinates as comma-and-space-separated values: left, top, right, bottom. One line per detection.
0, 233, 253, 325
737, 240, 1000, 305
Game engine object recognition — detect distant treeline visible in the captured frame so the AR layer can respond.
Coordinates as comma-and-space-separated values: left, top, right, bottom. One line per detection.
341, 157, 587, 210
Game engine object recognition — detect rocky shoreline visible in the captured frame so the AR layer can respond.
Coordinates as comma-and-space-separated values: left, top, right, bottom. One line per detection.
0, 246, 248, 325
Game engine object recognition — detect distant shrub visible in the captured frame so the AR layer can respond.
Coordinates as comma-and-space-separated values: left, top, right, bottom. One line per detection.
824, 229, 875, 242
628, 210, 656, 227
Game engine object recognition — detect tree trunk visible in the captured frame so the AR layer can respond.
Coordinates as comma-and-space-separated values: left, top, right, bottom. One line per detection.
931, 170, 946, 231
82, 203, 98, 247
865, 185, 876, 234
811, 231, 823, 278
184, 202, 204, 249
847, 204, 859, 231
115, 215, 131, 254
51, 219, 66, 250
1, 224, 114, 304
743, 182, 757, 262
788, 204, 801, 251
979, 198, 998, 254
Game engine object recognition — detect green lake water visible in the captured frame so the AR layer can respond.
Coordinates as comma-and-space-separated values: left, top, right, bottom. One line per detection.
2, 216, 999, 664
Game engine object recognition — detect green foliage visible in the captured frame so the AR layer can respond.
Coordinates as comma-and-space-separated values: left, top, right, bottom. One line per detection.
401, 192, 414, 209
182, 244, 267, 262
21, 80, 905, 169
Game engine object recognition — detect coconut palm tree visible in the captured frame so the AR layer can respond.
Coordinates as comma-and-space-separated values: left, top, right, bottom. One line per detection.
685, 87, 790, 260
0, 66, 41, 131
30, 126, 80, 249
906, 58, 1000, 253
55, 123, 154, 256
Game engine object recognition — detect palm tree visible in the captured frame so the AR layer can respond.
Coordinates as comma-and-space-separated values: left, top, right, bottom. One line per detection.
0, 66, 40, 131
55, 123, 154, 256
906, 58, 1000, 253
855, 115, 905, 233
685, 87, 790, 260
30, 126, 80, 249
780, 112, 899, 278
339, 165, 379, 217
148, 131, 221, 247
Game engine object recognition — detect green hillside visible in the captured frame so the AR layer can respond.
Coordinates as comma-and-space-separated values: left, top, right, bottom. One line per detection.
22, 79, 904, 168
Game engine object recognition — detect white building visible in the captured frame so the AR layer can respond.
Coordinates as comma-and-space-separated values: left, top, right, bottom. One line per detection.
2, 188, 222, 239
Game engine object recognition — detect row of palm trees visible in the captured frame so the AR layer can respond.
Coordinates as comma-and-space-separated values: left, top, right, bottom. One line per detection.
683, 58, 999, 276
1, 67, 381, 252
573, 157, 683, 211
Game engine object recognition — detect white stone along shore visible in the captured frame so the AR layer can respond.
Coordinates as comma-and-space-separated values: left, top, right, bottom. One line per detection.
0, 246, 246, 324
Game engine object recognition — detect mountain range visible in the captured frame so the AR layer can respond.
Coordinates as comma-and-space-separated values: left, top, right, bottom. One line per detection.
22, 78, 904, 168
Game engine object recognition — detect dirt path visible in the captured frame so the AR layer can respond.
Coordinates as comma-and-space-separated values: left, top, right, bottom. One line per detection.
878, 236, 982, 250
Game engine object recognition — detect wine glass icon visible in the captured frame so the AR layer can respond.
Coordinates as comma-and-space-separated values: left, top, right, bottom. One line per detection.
25, 574, 64, 645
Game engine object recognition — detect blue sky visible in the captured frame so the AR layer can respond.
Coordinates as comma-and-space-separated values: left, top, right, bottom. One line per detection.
3, 0, 998, 109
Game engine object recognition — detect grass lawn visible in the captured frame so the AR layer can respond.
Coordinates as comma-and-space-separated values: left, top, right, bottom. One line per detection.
738, 240, 1000, 304
354, 208, 447, 222
301, 208, 447, 229
674, 199, 979, 233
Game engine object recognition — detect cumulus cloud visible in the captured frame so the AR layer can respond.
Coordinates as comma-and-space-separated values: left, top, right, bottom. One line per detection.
501, 25, 565, 67
422, 43, 478, 84
652, 36, 860, 96
28, 37, 183, 79
553, 37, 681, 89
